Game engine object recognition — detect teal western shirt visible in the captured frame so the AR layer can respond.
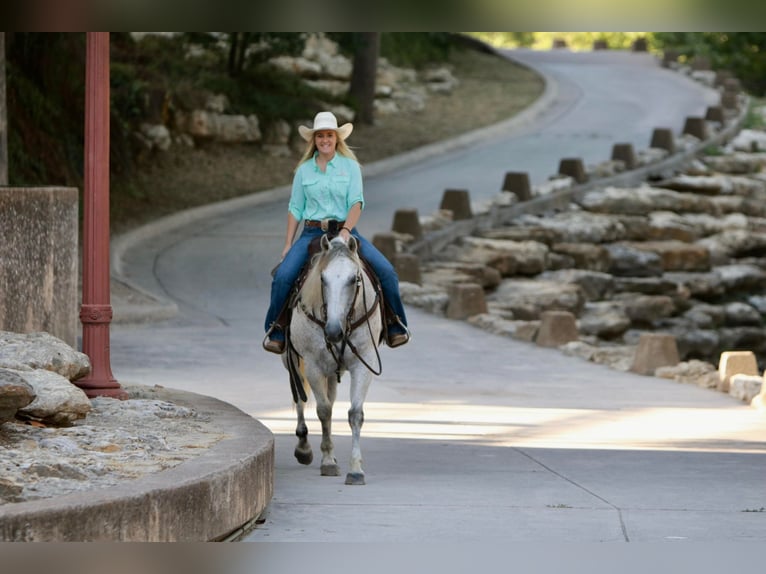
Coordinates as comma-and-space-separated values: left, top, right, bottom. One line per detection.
288, 152, 364, 222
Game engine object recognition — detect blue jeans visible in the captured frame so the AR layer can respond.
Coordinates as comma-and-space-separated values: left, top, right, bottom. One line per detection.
264, 227, 409, 337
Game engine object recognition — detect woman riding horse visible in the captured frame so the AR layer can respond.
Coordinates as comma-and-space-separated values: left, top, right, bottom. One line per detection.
263, 111, 410, 354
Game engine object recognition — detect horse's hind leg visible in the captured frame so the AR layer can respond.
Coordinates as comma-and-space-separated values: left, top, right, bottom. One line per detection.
316, 373, 340, 476
294, 398, 313, 465
345, 370, 373, 485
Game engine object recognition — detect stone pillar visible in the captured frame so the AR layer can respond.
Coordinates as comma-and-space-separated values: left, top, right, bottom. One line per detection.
372, 233, 398, 262
630, 333, 680, 375
714, 70, 733, 87
391, 208, 422, 241
717, 351, 758, 393
558, 158, 587, 184
650, 128, 675, 153
611, 143, 637, 170
692, 56, 711, 71
439, 189, 472, 221
705, 106, 725, 123
682, 117, 708, 140
393, 253, 421, 285
632, 37, 648, 52
0, 187, 79, 346
446, 283, 487, 320
721, 92, 739, 110
593, 40, 608, 50
501, 172, 531, 201
77, 33, 126, 400
535, 311, 578, 347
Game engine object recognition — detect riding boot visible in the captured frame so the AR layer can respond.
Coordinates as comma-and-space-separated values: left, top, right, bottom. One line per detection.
263, 305, 292, 354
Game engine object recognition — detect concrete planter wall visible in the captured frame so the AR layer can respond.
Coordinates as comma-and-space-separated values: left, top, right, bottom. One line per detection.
0, 186, 79, 347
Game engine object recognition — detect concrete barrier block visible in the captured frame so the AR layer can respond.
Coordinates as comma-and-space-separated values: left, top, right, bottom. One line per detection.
0, 187, 79, 347
632, 37, 648, 52
439, 189, 473, 221
692, 56, 711, 71
372, 233, 398, 262
662, 50, 680, 68
391, 208, 422, 241
552, 38, 568, 49
501, 172, 531, 201
718, 350, 758, 393
682, 117, 709, 140
611, 143, 637, 170
446, 283, 487, 320
705, 106, 725, 123
650, 128, 675, 153
723, 78, 741, 94
393, 253, 422, 286
558, 158, 587, 184
535, 311, 579, 348
714, 70, 733, 87
721, 92, 739, 110
630, 333, 680, 375
593, 40, 608, 51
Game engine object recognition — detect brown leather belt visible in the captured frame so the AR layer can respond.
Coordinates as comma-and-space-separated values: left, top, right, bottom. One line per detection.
304, 219, 346, 232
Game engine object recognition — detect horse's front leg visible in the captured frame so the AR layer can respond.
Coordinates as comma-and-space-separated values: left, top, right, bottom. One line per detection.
294, 396, 313, 465
345, 368, 373, 485
314, 372, 340, 477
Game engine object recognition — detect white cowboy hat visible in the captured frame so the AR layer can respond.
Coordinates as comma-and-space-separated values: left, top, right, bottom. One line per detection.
298, 111, 353, 142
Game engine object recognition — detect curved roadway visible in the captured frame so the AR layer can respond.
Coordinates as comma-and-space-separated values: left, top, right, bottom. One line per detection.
110, 49, 766, 542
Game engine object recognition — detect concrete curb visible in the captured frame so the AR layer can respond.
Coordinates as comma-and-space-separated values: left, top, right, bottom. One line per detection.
0, 387, 274, 541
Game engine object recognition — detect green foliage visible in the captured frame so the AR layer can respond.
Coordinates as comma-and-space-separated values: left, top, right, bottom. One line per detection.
744, 98, 766, 130
655, 33, 766, 96
6, 33, 85, 187
470, 32, 654, 52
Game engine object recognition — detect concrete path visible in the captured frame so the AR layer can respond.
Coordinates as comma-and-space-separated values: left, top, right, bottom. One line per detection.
109, 49, 766, 542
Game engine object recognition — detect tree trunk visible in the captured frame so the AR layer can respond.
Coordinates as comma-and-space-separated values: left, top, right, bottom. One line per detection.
1, 32, 7, 185
228, 33, 240, 77
348, 33, 380, 125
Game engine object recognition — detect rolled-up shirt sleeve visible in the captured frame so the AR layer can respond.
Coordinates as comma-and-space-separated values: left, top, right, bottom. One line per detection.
288, 168, 306, 221
346, 160, 365, 212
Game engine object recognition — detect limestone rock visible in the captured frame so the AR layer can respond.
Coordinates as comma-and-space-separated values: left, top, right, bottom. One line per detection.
0, 368, 36, 425
0, 331, 91, 380
15, 369, 92, 426
655, 360, 720, 388
729, 374, 763, 402
489, 279, 585, 320
578, 301, 631, 338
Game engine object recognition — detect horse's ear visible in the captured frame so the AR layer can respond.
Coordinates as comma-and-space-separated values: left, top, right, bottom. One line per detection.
321, 234, 331, 251
347, 235, 358, 253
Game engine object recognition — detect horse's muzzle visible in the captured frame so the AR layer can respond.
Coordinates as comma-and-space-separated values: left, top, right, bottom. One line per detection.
324, 321, 344, 345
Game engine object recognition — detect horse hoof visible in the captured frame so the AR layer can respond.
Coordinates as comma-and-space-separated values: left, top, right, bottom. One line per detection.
320, 463, 340, 476
294, 448, 313, 466
345, 472, 365, 486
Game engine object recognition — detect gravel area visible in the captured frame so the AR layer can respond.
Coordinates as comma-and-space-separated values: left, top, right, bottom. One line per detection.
0, 385, 226, 505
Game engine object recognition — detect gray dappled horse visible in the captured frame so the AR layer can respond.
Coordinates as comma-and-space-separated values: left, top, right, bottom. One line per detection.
284, 235, 383, 485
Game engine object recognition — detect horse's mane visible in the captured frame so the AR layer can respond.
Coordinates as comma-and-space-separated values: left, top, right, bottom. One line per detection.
300, 237, 362, 312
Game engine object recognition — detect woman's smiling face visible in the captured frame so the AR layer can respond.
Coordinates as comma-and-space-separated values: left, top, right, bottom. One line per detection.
314, 130, 337, 154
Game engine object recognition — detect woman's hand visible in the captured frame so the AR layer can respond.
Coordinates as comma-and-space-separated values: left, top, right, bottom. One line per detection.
339, 227, 351, 242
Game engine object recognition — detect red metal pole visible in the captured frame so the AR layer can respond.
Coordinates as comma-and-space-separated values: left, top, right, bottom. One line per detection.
77, 32, 127, 400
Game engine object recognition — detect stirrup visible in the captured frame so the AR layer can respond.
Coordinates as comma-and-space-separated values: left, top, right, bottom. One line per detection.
386, 317, 411, 348
263, 325, 286, 354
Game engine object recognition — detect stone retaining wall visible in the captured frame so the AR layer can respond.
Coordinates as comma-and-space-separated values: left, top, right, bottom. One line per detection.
0, 187, 79, 347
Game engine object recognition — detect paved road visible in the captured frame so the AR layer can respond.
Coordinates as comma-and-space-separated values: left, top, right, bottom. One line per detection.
109, 49, 766, 542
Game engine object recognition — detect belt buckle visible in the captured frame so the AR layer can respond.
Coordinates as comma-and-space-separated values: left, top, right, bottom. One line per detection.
321, 219, 329, 232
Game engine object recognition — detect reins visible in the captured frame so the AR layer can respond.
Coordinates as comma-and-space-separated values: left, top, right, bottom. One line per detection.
298, 267, 383, 380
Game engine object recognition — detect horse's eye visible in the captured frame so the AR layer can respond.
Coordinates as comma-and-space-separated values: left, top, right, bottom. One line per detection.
320, 276, 326, 285
347, 277, 356, 286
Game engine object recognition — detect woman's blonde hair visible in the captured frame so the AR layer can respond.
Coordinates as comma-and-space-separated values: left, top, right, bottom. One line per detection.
295, 133, 358, 171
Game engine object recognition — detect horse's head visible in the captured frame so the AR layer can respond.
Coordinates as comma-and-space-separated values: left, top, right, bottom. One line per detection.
320, 235, 361, 344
